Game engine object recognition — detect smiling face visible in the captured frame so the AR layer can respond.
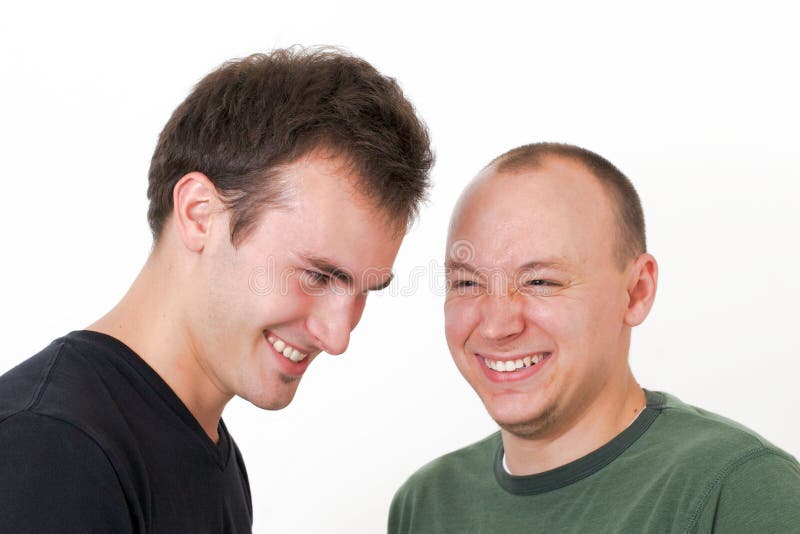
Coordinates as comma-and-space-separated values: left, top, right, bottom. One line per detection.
445, 157, 643, 439
187, 153, 402, 411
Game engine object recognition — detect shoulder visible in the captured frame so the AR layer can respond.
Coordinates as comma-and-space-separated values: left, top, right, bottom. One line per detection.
703, 449, 800, 531
389, 432, 500, 533
645, 391, 800, 531
0, 408, 114, 465
403, 431, 499, 485
648, 391, 795, 463
1, 334, 141, 493
685, 441, 800, 532
1, 332, 132, 435
0, 335, 67, 420
392, 432, 500, 501
0, 410, 133, 530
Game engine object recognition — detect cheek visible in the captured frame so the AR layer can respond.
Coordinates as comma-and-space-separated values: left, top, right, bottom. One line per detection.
584, 285, 628, 347
524, 298, 587, 351
206, 271, 249, 331
444, 297, 480, 352
444, 300, 480, 382
237, 271, 318, 330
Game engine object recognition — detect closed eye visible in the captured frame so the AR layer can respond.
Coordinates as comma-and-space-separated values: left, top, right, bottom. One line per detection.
304, 270, 331, 285
526, 279, 558, 286
517, 278, 563, 296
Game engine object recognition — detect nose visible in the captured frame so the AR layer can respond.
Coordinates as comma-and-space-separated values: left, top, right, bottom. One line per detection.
479, 292, 525, 343
307, 294, 365, 355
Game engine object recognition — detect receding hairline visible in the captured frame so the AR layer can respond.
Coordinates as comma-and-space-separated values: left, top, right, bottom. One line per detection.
450, 153, 610, 233
454, 143, 646, 269
226, 146, 412, 248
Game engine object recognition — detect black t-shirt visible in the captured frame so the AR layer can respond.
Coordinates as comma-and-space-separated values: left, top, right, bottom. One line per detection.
0, 331, 252, 533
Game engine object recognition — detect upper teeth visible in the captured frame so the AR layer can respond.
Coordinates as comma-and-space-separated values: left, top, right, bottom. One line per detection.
484, 353, 547, 372
268, 335, 309, 363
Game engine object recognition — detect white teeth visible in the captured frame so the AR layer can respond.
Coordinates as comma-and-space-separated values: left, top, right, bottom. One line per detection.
485, 353, 548, 373
267, 335, 309, 362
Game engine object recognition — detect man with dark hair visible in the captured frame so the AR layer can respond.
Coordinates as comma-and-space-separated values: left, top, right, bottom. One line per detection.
0, 47, 433, 532
389, 143, 800, 533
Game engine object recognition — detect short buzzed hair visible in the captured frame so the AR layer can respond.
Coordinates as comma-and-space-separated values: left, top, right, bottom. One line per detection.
147, 46, 434, 246
488, 142, 646, 268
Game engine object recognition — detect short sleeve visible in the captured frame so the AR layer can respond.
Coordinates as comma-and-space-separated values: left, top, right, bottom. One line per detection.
709, 450, 800, 533
0, 411, 134, 533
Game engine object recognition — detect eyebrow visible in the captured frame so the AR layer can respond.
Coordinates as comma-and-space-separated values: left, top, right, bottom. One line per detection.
301, 254, 394, 292
518, 259, 571, 272
445, 258, 570, 273
444, 260, 478, 272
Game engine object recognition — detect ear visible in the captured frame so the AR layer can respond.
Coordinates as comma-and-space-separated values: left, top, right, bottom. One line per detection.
172, 172, 219, 252
623, 253, 658, 327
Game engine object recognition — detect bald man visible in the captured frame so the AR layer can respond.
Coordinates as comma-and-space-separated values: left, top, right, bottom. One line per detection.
389, 143, 800, 533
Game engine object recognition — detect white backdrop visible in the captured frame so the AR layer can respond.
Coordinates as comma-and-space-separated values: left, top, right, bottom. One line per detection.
1, 2, 799, 532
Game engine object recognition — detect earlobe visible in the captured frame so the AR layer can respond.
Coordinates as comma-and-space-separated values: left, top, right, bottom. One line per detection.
172, 172, 219, 252
623, 253, 658, 327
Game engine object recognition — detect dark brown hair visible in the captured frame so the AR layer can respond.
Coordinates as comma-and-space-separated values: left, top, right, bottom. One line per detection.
489, 143, 646, 267
147, 46, 434, 245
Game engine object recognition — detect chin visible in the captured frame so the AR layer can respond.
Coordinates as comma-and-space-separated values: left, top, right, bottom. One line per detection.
489, 403, 557, 440
248, 395, 294, 411
245, 383, 301, 411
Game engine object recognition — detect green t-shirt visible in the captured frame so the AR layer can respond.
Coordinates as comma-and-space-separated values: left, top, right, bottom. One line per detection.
389, 390, 800, 533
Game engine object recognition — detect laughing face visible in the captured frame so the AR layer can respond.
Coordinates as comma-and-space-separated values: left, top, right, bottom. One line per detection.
445, 157, 647, 439
186, 152, 402, 411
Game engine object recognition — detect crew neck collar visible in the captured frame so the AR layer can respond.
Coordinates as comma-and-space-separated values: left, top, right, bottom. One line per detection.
494, 389, 664, 496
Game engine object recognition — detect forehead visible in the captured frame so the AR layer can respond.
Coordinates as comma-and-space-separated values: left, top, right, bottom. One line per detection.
448, 158, 618, 270
261, 153, 403, 269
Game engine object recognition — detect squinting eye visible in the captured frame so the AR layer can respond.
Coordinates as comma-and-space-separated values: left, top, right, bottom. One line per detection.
519, 278, 561, 295
450, 280, 477, 289
304, 270, 331, 285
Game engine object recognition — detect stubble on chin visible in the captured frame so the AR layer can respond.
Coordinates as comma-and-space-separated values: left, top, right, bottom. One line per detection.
494, 402, 559, 440
278, 373, 301, 385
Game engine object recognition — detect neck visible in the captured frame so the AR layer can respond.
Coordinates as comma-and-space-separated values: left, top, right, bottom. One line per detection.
88, 248, 230, 443
502, 371, 645, 475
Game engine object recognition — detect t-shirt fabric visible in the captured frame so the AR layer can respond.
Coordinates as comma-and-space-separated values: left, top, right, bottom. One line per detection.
389, 390, 800, 533
0, 331, 252, 533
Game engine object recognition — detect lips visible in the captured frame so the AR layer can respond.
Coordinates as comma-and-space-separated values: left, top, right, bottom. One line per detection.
264, 331, 315, 376
476, 351, 553, 383
266, 333, 309, 362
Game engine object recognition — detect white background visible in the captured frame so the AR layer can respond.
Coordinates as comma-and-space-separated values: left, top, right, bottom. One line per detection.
1, 2, 799, 532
